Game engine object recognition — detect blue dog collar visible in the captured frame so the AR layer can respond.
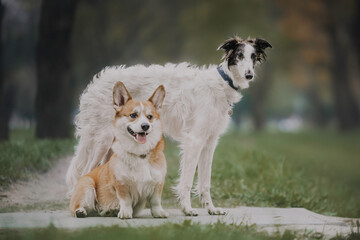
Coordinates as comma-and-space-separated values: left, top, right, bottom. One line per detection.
217, 66, 239, 91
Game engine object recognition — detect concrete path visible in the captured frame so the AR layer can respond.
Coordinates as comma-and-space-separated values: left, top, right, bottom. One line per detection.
0, 156, 71, 209
0, 207, 357, 237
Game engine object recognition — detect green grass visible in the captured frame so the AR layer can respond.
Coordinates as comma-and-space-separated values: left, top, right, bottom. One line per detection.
0, 129, 75, 188
0, 221, 341, 240
162, 130, 360, 218
2, 222, 359, 240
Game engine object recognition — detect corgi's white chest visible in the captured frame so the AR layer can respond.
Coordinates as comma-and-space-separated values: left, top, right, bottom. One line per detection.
113, 156, 163, 201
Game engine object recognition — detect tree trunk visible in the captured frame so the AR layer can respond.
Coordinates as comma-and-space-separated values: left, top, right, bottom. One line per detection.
328, 23, 360, 130
350, 1, 360, 58
35, 0, 78, 138
0, 2, 8, 141
348, 1, 360, 111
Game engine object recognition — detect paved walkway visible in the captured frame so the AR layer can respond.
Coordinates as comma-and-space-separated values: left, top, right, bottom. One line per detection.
0, 207, 357, 237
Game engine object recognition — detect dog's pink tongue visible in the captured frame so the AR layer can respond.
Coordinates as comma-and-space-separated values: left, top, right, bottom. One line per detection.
136, 134, 147, 144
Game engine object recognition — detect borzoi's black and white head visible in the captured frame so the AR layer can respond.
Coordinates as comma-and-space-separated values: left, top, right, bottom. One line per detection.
218, 36, 272, 89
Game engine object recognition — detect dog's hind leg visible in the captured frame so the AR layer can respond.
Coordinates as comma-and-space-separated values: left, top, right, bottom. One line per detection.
69, 176, 97, 218
197, 136, 226, 215
174, 134, 205, 216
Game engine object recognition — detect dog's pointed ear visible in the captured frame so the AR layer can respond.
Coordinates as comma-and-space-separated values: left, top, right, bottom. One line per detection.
113, 81, 132, 111
217, 37, 240, 52
148, 85, 165, 111
255, 38, 272, 50
254, 38, 272, 63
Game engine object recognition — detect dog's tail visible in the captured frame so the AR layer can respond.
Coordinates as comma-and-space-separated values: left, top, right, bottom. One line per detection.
65, 135, 93, 197
66, 130, 114, 197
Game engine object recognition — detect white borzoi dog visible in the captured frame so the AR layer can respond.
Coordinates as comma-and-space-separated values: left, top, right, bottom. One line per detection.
66, 36, 272, 216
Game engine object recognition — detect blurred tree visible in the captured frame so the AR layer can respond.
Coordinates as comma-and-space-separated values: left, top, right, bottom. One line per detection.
351, 2, 360, 59
326, 0, 360, 130
72, 0, 186, 94
276, 0, 331, 127
249, 62, 272, 131
349, 1, 360, 110
35, 0, 78, 138
0, 1, 7, 141
276, 0, 360, 130
248, 1, 276, 131
0, 0, 40, 128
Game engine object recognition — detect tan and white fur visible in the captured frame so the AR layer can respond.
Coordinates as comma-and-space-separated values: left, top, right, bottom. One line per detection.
66, 36, 272, 216
69, 82, 168, 219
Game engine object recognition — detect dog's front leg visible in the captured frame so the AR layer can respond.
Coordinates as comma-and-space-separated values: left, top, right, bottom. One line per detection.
115, 186, 133, 219
176, 135, 204, 216
197, 136, 226, 215
149, 183, 169, 218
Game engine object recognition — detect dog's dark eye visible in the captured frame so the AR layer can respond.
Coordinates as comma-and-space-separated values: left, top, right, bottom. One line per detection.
147, 115, 152, 120
130, 113, 138, 119
238, 53, 244, 58
251, 53, 256, 59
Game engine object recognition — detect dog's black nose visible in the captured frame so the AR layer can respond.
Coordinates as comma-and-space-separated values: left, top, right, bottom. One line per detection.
245, 73, 253, 80
141, 123, 150, 131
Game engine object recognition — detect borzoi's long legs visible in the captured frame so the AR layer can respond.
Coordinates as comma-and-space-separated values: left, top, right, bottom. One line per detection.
197, 136, 226, 215
177, 135, 204, 216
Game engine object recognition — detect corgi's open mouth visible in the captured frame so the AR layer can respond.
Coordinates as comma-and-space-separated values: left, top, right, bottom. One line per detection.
127, 127, 149, 144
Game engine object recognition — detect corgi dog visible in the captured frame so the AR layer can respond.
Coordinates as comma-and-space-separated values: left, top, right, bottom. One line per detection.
69, 82, 168, 219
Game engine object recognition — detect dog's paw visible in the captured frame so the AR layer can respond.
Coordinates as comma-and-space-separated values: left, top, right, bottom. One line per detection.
183, 208, 198, 216
208, 207, 227, 215
118, 207, 133, 219
75, 207, 87, 218
151, 207, 169, 218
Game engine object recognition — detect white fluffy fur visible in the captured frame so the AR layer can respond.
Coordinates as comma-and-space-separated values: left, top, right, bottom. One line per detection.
110, 139, 167, 218
66, 43, 258, 215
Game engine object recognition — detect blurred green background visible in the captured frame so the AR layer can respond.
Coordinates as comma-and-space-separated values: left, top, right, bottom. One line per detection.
0, 0, 360, 219
1, 0, 360, 134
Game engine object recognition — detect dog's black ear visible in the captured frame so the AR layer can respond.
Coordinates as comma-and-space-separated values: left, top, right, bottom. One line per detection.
149, 85, 165, 111
217, 37, 240, 52
255, 38, 272, 50
217, 37, 242, 62
113, 81, 132, 111
254, 38, 272, 63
